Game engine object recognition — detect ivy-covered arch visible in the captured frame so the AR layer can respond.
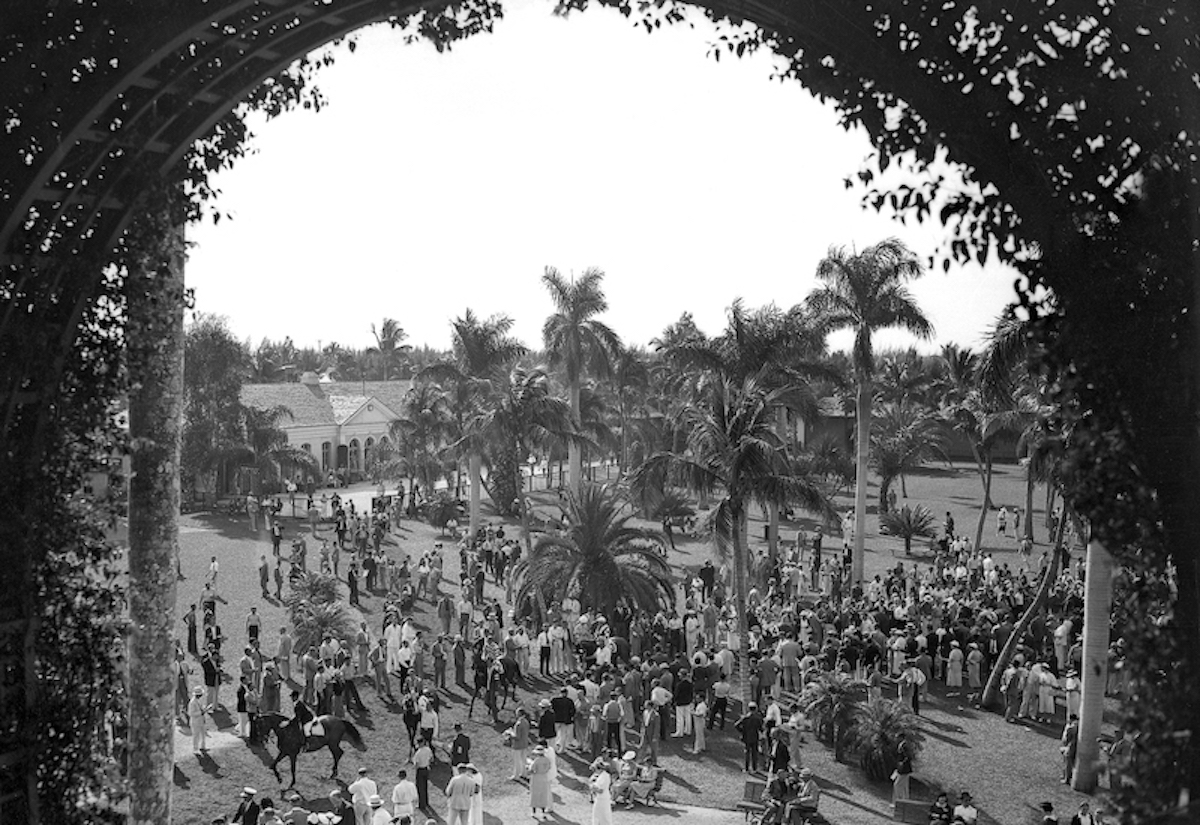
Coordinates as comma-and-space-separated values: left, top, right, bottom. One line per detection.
2, 2, 1199, 823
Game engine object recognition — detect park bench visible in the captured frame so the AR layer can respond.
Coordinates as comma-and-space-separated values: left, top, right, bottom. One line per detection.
737, 779, 767, 821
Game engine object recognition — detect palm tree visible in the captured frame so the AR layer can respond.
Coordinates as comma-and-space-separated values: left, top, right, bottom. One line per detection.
800, 671, 866, 762
421, 310, 527, 537
468, 365, 577, 526
510, 484, 674, 621
610, 343, 651, 475
940, 342, 1036, 554
849, 699, 925, 780
981, 513, 1068, 709
541, 266, 622, 496
657, 299, 827, 559
807, 238, 933, 586
631, 372, 833, 702
878, 504, 937, 555
1073, 539, 1116, 792
390, 381, 452, 494
369, 317, 410, 381
242, 404, 318, 491
977, 308, 1052, 543
870, 401, 947, 510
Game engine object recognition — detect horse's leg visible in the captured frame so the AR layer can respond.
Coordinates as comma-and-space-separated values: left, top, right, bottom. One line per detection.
468, 687, 477, 718
329, 742, 342, 780
289, 754, 297, 788
270, 750, 283, 783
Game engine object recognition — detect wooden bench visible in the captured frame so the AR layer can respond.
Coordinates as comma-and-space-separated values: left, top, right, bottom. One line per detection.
736, 779, 767, 821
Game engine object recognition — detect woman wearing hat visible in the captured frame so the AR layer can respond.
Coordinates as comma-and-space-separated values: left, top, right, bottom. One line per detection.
965, 643, 984, 693
588, 758, 613, 825
946, 640, 964, 694
526, 744, 553, 818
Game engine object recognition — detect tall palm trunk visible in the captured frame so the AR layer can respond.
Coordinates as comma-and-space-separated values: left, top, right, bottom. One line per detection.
1072, 540, 1115, 791
981, 513, 1066, 707
730, 504, 751, 705
1024, 463, 1037, 542
469, 452, 482, 539
568, 381, 582, 496
851, 380, 871, 585
619, 397, 629, 477
126, 223, 185, 825
973, 451, 993, 553
768, 407, 786, 563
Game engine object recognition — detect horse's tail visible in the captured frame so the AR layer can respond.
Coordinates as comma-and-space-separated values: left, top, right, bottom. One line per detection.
342, 719, 365, 749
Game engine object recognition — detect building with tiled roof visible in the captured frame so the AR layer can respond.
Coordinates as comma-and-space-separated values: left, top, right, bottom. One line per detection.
240, 372, 412, 480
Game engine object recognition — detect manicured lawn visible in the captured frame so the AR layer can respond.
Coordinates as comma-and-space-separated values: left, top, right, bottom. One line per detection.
169, 464, 1110, 825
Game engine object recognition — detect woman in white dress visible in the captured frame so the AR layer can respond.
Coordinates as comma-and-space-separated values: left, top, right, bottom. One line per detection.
589, 764, 613, 825
467, 763, 483, 825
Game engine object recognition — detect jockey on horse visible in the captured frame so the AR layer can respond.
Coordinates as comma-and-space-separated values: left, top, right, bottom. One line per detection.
290, 690, 325, 745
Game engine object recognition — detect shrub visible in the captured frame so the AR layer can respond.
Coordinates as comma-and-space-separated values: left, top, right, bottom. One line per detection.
285, 570, 340, 612
426, 493, 462, 531
848, 698, 925, 781
799, 671, 866, 761
878, 504, 937, 554
289, 600, 358, 655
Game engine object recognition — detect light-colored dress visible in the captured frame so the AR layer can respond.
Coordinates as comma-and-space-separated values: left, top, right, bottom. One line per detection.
590, 770, 613, 825
1039, 671, 1058, 715
946, 648, 964, 688
528, 754, 552, 809
469, 772, 483, 825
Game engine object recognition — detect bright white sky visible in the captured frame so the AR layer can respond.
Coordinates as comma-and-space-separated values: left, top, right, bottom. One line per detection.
186, 0, 1018, 357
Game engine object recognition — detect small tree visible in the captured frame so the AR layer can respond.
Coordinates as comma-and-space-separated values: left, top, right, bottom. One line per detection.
426, 494, 462, 534
879, 504, 938, 555
799, 671, 866, 762
849, 699, 925, 781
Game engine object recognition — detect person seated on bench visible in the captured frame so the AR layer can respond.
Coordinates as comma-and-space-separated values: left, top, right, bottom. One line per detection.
610, 751, 639, 804
760, 769, 799, 824
783, 768, 820, 820
626, 759, 661, 806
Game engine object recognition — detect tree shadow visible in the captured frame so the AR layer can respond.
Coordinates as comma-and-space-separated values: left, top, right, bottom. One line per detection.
662, 770, 700, 793
918, 726, 971, 748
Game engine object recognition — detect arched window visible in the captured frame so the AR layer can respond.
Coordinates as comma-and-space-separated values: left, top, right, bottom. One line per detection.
321, 442, 331, 471
364, 436, 375, 466
348, 438, 361, 472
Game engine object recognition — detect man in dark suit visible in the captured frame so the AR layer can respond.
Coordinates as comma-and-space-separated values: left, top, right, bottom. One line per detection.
734, 702, 765, 773
230, 787, 260, 825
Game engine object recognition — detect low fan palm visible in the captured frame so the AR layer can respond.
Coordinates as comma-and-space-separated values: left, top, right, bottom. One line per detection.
800, 671, 867, 762
290, 601, 358, 655
285, 573, 356, 652
510, 484, 673, 620
848, 698, 925, 781
284, 571, 341, 609
878, 504, 938, 555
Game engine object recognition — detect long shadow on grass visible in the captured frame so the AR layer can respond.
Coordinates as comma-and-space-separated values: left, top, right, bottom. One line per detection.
172, 764, 190, 789
917, 726, 971, 748
820, 787, 896, 821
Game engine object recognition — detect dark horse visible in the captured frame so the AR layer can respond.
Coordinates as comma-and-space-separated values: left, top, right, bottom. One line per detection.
468, 653, 521, 719
258, 712, 364, 786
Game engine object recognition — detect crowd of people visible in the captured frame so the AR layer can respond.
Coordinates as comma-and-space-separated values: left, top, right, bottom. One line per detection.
193, 487, 1115, 825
